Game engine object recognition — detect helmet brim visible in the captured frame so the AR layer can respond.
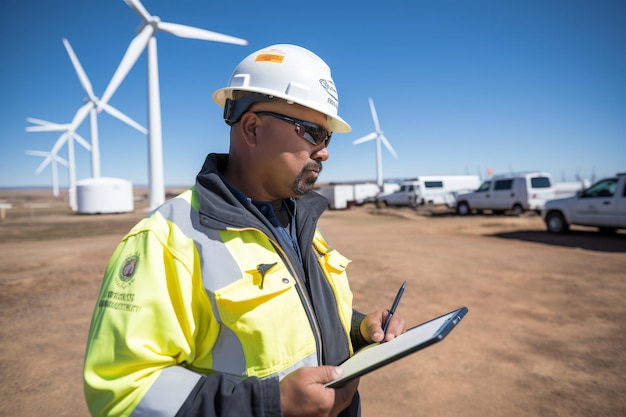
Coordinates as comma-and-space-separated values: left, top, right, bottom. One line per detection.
213, 87, 351, 133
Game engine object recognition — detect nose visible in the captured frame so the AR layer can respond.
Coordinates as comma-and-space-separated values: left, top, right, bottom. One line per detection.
312, 143, 329, 161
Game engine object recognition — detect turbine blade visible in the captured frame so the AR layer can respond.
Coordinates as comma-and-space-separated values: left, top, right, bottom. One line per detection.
28, 149, 69, 166
26, 117, 57, 126
49, 132, 69, 156
380, 134, 399, 159
70, 102, 93, 131
101, 103, 148, 134
125, 0, 152, 23
352, 132, 378, 145
99, 24, 153, 109
25, 150, 49, 157
56, 156, 69, 166
158, 21, 248, 45
26, 123, 71, 132
62, 37, 96, 100
72, 132, 92, 151
35, 156, 53, 174
368, 97, 381, 132
35, 132, 67, 174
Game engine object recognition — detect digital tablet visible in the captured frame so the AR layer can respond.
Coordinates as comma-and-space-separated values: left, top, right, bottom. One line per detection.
325, 306, 469, 388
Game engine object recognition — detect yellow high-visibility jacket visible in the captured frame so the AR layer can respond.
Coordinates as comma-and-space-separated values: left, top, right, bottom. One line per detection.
83, 154, 364, 417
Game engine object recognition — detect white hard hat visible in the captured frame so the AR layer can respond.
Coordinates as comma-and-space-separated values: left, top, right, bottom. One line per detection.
213, 44, 351, 133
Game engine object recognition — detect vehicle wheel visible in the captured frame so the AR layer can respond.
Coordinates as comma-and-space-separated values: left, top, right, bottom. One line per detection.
376, 200, 387, 209
512, 204, 524, 217
545, 211, 569, 233
456, 202, 470, 215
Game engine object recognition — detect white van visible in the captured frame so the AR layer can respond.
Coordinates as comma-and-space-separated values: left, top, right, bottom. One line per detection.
455, 172, 555, 216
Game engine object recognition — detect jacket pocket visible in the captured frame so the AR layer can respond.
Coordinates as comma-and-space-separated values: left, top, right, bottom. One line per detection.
213, 264, 316, 377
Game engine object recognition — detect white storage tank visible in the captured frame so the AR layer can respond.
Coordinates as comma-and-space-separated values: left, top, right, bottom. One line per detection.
76, 177, 134, 214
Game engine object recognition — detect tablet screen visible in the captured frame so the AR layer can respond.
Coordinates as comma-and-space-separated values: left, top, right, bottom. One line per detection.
325, 306, 468, 388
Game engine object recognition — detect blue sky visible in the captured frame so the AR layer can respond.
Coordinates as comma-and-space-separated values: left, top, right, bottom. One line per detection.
1, 0, 624, 190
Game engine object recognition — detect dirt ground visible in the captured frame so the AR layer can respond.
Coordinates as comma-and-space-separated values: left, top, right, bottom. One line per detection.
1, 189, 625, 417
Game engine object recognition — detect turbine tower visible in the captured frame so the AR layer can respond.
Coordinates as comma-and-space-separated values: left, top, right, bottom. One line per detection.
25, 149, 68, 197
62, 37, 147, 178
98, 0, 248, 210
352, 97, 399, 190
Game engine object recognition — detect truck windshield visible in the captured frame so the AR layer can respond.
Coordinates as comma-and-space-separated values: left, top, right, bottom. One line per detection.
477, 181, 491, 192
583, 178, 617, 197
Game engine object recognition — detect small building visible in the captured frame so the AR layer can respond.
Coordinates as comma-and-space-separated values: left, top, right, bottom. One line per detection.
76, 177, 134, 214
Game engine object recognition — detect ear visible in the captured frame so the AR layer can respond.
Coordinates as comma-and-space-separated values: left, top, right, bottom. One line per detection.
239, 112, 259, 148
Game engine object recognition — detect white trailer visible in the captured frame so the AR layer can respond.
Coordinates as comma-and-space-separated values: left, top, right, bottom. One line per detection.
353, 183, 381, 205
317, 184, 355, 209
554, 180, 591, 197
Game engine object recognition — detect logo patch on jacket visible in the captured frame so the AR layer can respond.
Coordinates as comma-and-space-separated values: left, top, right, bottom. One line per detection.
116, 254, 139, 289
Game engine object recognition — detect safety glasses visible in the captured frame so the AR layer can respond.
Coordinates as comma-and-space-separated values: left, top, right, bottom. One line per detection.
254, 111, 332, 147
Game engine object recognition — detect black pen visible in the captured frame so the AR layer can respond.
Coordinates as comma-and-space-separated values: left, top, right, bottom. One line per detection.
382, 280, 406, 336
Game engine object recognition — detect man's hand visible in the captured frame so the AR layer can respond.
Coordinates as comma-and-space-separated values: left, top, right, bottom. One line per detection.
280, 366, 359, 417
360, 310, 407, 343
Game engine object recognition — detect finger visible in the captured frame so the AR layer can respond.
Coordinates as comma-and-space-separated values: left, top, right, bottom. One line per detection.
383, 316, 407, 341
321, 366, 344, 384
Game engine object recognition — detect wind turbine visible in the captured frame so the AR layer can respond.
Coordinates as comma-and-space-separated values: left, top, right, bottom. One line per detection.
98, 0, 248, 211
25, 116, 92, 211
25, 36, 147, 211
25, 149, 68, 197
352, 97, 399, 191
25, 118, 91, 150
62, 37, 148, 179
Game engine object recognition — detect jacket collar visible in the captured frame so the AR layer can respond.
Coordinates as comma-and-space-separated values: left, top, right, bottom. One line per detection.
194, 153, 328, 230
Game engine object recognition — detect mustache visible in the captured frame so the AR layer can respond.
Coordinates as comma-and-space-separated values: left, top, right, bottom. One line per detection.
305, 160, 323, 173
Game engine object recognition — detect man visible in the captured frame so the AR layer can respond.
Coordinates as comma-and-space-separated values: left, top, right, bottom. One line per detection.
83, 44, 406, 417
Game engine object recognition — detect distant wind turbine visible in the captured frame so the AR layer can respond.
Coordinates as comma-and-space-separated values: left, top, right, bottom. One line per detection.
98, 0, 248, 210
25, 149, 68, 197
62, 37, 148, 179
352, 97, 399, 190
26, 115, 93, 211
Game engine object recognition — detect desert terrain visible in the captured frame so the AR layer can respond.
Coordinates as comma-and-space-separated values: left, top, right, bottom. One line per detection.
0, 188, 625, 417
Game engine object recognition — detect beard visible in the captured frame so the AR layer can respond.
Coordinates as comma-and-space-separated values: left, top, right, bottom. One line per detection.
292, 160, 323, 196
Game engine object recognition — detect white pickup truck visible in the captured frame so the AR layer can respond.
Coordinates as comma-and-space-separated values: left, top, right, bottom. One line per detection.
542, 173, 626, 233
376, 175, 480, 208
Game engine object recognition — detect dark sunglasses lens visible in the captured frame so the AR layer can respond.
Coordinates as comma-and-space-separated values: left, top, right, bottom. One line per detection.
257, 112, 330, 146
301, 124, 331, 146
